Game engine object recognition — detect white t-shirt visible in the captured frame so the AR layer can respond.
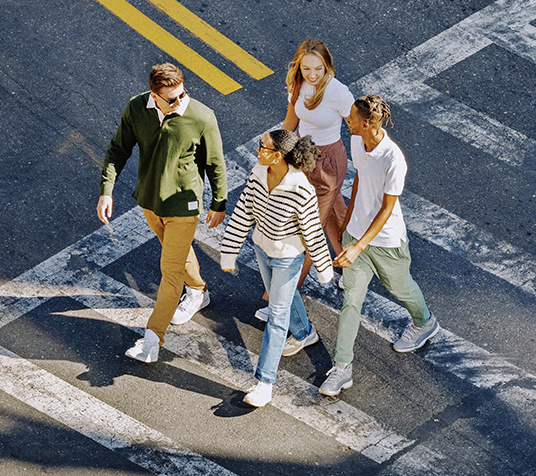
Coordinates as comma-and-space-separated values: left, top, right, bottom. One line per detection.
346, 132, 408, 248
291, 77, 354, 146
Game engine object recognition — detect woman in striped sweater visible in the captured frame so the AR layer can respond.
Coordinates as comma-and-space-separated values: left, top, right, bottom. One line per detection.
221, 129, 333, 407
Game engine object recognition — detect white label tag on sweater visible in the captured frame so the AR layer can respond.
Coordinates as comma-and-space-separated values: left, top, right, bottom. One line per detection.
188, 201, 198, 211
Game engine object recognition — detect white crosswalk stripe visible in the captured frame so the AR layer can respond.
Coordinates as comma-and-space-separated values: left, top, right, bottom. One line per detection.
0, 345, 238, 476
351, 0, 536, 168
1, 0, 535, 473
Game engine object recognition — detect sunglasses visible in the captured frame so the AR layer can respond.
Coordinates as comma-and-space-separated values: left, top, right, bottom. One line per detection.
155, 88, 188, 106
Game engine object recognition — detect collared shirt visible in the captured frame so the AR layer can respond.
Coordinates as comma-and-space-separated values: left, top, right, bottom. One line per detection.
146, 93, 190, 123
100, 92, 227, 217
346, 131, 408, 248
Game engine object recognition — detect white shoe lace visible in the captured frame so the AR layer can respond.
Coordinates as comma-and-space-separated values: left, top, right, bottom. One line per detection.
325, 366, 346, 382
401, 324, 420, 341
178, 292, 199, 312
132, 337, 153, 352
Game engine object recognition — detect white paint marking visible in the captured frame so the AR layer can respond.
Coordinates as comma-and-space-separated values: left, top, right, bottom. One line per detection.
341, 162, 536, 297
351, 0, 536, 167
2, 2, 536, 469
60, 267, 414, 464
0, 346, 237, 476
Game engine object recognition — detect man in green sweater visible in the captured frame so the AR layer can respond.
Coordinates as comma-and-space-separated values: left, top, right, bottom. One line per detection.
97, 63, 227, 363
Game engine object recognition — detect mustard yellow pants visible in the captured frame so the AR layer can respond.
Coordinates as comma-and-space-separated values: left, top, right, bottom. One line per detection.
143, 209, 205, 345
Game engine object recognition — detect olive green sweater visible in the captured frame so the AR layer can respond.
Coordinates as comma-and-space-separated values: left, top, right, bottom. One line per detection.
100, 92, 227, 217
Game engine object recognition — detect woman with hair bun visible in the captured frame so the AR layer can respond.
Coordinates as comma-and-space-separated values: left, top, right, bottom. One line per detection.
221, 130, 333, 407
255, 38, 354, 321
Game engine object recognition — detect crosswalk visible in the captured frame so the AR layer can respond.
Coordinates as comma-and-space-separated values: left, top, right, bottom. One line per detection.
1, 130, 535, 472
1, 0, 536, 473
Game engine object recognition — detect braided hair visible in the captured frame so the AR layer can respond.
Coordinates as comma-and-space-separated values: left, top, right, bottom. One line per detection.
354, 94, 394, 128
268, 130, 317, 173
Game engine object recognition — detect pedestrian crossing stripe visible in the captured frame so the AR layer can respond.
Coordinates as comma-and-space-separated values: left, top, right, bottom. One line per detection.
1, 132, 536, 473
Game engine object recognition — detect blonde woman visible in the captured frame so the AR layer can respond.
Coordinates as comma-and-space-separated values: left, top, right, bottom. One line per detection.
255, 38, 354, 324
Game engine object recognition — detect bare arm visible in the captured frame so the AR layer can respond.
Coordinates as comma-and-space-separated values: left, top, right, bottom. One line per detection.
339, 170, 359, 240
281, 103, 299, 132
333, 193, 398, 268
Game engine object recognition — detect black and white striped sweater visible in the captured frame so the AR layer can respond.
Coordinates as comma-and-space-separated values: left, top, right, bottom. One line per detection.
220, 164, 333, 283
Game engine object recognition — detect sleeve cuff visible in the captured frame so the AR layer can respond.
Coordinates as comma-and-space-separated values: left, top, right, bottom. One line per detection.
210, 199, 227, 212
316, 266, 334, 284
220, 253, 237, 271
100, 183, 115, 197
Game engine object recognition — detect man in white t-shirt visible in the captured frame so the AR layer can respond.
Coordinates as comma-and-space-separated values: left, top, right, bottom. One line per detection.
319, 95, 440, 397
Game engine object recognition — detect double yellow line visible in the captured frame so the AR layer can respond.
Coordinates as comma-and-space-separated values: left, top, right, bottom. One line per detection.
96, 0, 273, 94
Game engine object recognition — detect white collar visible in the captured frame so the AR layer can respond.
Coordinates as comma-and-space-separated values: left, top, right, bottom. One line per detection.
146, 93, 190, 121
252, 164, 310, 192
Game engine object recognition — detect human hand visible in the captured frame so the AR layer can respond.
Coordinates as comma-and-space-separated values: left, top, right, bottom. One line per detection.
332, 244, 363, 268
97, 195, 113, 225
206, 210, 225, 229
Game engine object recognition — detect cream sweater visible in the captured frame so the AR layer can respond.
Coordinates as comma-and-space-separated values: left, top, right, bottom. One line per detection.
220, 164, 333, 283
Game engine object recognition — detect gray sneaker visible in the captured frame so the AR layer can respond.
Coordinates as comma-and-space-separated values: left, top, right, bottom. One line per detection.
281, 325, 319, 356
318, 363, 353, 396
393, 313, 440, 353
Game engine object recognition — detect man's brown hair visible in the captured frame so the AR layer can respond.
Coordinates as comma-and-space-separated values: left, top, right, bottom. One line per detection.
148, 63, 184, 93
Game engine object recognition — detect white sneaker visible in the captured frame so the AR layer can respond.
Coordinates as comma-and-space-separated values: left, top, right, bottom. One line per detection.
254, 306, 269, 322
171, 287, 210, 325
243, 381, 273, 407
282, 325, 319, 356
125, 329, 159, 363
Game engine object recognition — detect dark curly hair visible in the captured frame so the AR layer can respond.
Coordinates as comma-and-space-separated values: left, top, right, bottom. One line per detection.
268, 130, 317, 172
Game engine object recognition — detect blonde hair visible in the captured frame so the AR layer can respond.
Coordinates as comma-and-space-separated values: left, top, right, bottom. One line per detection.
286, 38, 336, 111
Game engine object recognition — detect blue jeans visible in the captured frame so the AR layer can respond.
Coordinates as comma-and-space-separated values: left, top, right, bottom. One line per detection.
254, 244, 313, 384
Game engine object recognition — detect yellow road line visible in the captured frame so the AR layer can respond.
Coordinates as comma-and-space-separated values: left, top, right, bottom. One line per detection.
149, 0, 273, 80
96, 0, 241, 95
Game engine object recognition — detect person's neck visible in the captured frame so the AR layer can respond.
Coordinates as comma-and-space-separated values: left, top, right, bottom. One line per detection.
267, 160, 289, 191
363, 127, 385, 152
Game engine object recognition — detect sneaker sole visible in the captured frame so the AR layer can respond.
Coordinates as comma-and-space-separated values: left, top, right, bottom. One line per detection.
125, 349, 159, 363
170, 294, 211, 325
243, 396, 271, 407
254, 308, 269, 322
281, 332, 320, 357
393, 324, 441, 353
318, 379, 353, 397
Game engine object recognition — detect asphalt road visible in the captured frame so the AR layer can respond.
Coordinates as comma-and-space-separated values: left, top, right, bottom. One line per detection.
1, 0, 536, 475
